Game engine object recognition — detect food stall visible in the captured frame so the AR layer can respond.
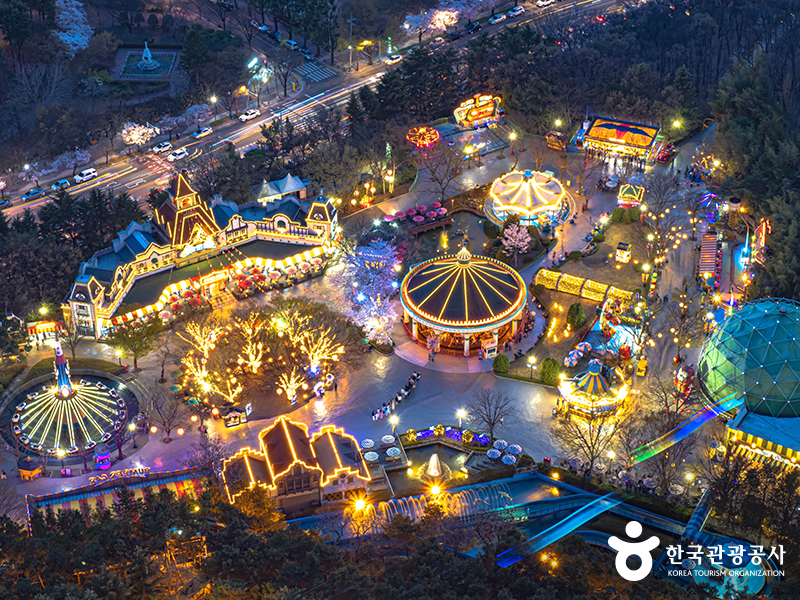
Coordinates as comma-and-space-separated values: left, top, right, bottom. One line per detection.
617, 183, 645, 208
583, 117, 659, 161
546, 130, 569, 152
454, 93, 504, 129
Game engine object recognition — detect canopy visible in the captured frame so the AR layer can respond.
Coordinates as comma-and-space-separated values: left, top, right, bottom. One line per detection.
698, 234, 718, 280
585, 118, 659, 149
574, 363, 610, 396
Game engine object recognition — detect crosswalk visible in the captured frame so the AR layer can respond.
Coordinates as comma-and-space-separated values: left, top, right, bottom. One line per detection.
296, 61, 337, 82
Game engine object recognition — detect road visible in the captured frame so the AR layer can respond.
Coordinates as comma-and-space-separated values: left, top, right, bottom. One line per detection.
1, 0, 620, 219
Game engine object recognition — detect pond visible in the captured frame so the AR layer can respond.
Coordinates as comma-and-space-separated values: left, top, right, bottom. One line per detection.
411, 211, 499, 263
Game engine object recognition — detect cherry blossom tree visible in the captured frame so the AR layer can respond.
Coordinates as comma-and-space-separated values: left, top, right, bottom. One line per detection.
0, 179, 6, 200
120, 122, 156, 153
52, 149, 92, 175
501, 223, 531, 266
52, 0, 93, 57
185, 103, 212, 127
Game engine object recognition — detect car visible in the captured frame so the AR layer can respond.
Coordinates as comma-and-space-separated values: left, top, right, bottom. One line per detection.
270, 30, 282, 42
21, 189, 45, 201
507, 6, 525, 17
596, 13, 607, 23
636, 357, 648, 377
167, 148, 189, 162
536, 0, 554, 6
431, 36, 445, 45
488, 13, 506, 24
300, 47, 313, 60
250, 20, 268, 31
51, 179, 70, 191
214, 0, 234, 9
385, 54, 403, 65
74, 168, 97, 183
446, 31, 464, 42
239, 109, 261, 122
193, 127, 213, 139
0, 199, 10, 208
153, 141, 173, 153
465, 22, 482, 34
282, 40, 299, 51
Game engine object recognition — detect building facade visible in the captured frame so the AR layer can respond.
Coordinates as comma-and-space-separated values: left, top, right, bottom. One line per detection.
64, 174, 337, 338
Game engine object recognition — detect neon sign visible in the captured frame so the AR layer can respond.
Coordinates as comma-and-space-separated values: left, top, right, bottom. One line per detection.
454, 94, 501, 127
89, 466, 151, 485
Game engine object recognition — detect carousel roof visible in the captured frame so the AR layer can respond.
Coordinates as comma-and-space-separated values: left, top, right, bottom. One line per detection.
400, 246, 526, 330
574, 363, 611, 396
490, 170, 567, 217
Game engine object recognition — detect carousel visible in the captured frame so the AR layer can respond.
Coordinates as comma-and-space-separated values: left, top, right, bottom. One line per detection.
400, 245, 528, 357
486, 170, 571, 229
558, 360, 629, 419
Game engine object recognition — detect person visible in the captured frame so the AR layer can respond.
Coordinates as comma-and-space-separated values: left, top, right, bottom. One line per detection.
334, 379, 338, 391
0, 470, 6, 480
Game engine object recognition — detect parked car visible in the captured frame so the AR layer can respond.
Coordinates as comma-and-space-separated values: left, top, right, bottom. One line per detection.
465, 22, 482, 34
153, 141, 173, 153
488, 13, 506, 24
51, 179, 71, 191
167, 148, 189, 162
446, 31, 464, 42
0, 199, 10, 208
21, 189, 45, 201
193, 127, 213, 139
385, 54, 403, 65
536, 0, 554, 7
215, 0, 234, 9
74, 168, 97, 183
300, 47, 314, 60
239, 109, 261, 122
507, 6, 525, 17
282, 40, 299, 51
431, 36, 445, 45
251, 20, 268, 31
270, 30, 282, 42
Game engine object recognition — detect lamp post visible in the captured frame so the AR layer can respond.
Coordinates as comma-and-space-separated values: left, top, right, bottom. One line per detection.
509, 131, 517, 155
528, 356, 536, 379
457, 409, 466, 428
211, 96, 217, 119
129, 422, 137, 449
39, 306, 48, 317
116, 349, 122, 366
57, 448, 65, 470
389, 414, 398, 435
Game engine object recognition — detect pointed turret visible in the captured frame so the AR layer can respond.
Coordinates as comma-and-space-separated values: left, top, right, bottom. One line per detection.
53, 341, 74, 397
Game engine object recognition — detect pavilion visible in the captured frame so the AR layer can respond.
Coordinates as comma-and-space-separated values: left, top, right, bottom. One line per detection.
400, 246, 528, 357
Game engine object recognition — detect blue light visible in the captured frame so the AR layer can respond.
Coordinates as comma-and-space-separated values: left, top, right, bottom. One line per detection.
247, 57, 259, 68
391, 281, 399, 288
357, 293, 366, 302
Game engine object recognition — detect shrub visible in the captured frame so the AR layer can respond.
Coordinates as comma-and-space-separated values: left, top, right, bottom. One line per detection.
533, 283, 545, 293
492, 353, 510, 374
592, 233, 605, 242
540, 357, 561, 385
622, 209, 634, 224
568, 250, 583, 260
0, 363, 27, 387
628, 206, 641, 221
567, 302, 586, 328
611, 207, 625, 222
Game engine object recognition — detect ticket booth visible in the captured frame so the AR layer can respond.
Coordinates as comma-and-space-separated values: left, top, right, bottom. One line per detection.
482, 338, 498, 359
17, 457, 42, 481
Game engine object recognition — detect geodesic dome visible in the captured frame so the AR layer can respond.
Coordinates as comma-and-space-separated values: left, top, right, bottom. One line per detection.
698, 298, 800, 417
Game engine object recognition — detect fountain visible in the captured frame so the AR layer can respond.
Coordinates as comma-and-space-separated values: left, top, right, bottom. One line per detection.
417, 452, 452, 484
137, 42, 161, 71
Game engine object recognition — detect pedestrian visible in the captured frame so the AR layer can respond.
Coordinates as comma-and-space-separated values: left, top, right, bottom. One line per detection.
334, 379, 338, 391
0, 470, 6, 480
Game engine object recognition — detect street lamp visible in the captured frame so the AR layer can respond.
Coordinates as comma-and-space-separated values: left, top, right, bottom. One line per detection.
129, 421, 137, 448
389, 414, 398, 435
210, 96, 218, 118
673, 120, 681, 128
39, 306, 47, 316
116, 349, 122, 366
528, 356, 536, 379
509, 131, 517, 155
555, 119, 562, 127
57, 448, 65, 470
457, 409, 466, 428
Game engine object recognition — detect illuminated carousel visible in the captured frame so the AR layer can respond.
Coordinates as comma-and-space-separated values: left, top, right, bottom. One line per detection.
487, 169, 571, 229
557, 360, 629, 419
400, 245, 528, 357
11, 342, 127, 456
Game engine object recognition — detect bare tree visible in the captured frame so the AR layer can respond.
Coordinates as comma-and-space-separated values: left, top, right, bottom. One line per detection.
206, 0, 231, 30
641, 376, 697, 427
641, 413, 696, 495
59, 315, 84, 361
465, 388, 519, 441
11, 63, 71, 110
527, 135, 549, 172
158, 330, 176, 383
572, 156, 596, 209
555, 152, 575, 184
553, 409, 629, 481
0, 480, 26, 522
232, 10, 257, 47
150, 388, 188, 443
420, 147, 463, 203
268, 49, 303, 97
662, 285, 706, 363
179, 433, 231, 471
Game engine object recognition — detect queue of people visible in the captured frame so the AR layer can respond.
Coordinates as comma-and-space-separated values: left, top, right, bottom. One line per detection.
371, 372, 421, 421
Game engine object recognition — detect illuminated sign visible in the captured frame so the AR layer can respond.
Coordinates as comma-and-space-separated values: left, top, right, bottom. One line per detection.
89, 466, 151, 485
200, 271, 229, 286
454, 94, 501, 127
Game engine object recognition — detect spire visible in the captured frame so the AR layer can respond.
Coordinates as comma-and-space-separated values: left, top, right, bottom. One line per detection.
456, 243, 472, 265
53, 341, 74, 397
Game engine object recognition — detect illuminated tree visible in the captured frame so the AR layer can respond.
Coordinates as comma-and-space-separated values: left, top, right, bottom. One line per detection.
663, 285, 706, 363
362, 296, 397, 345
178, 316, 224, 359
233, 312, 267, 373
299, 327, 345, 372
119, 122, 156, 152
211, 366, 244, 406
501, 223, 531, 266
276, 367, 307, 404
553, 409, 630, 481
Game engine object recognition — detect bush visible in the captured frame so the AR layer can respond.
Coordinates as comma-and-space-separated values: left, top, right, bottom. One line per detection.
540, 357, 561, 385
622, 209, 634, 224
611, 207, 625, 222
628, 206, 641, 221
533, 283, 545, 293
492, 353, 510, 374
568, 250, 583, 260
0, 363, 27, 388
592, 233, 605, 242
567, 302, 586, 328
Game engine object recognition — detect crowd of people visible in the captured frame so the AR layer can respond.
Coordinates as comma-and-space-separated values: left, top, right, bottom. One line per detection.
371, 372, 421, 421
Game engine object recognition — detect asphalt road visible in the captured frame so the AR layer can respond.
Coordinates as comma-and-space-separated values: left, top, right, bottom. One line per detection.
2, 0, 620, 219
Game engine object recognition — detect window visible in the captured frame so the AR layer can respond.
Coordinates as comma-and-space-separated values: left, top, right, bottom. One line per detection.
347, 477, 353, 484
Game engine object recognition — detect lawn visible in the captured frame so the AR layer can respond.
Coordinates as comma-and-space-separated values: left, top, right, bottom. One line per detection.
24, 358, 124, 383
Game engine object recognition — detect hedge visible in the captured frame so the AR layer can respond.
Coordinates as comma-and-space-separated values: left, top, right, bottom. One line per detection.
0, 363, 27, 388
540, 357, 561, 386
